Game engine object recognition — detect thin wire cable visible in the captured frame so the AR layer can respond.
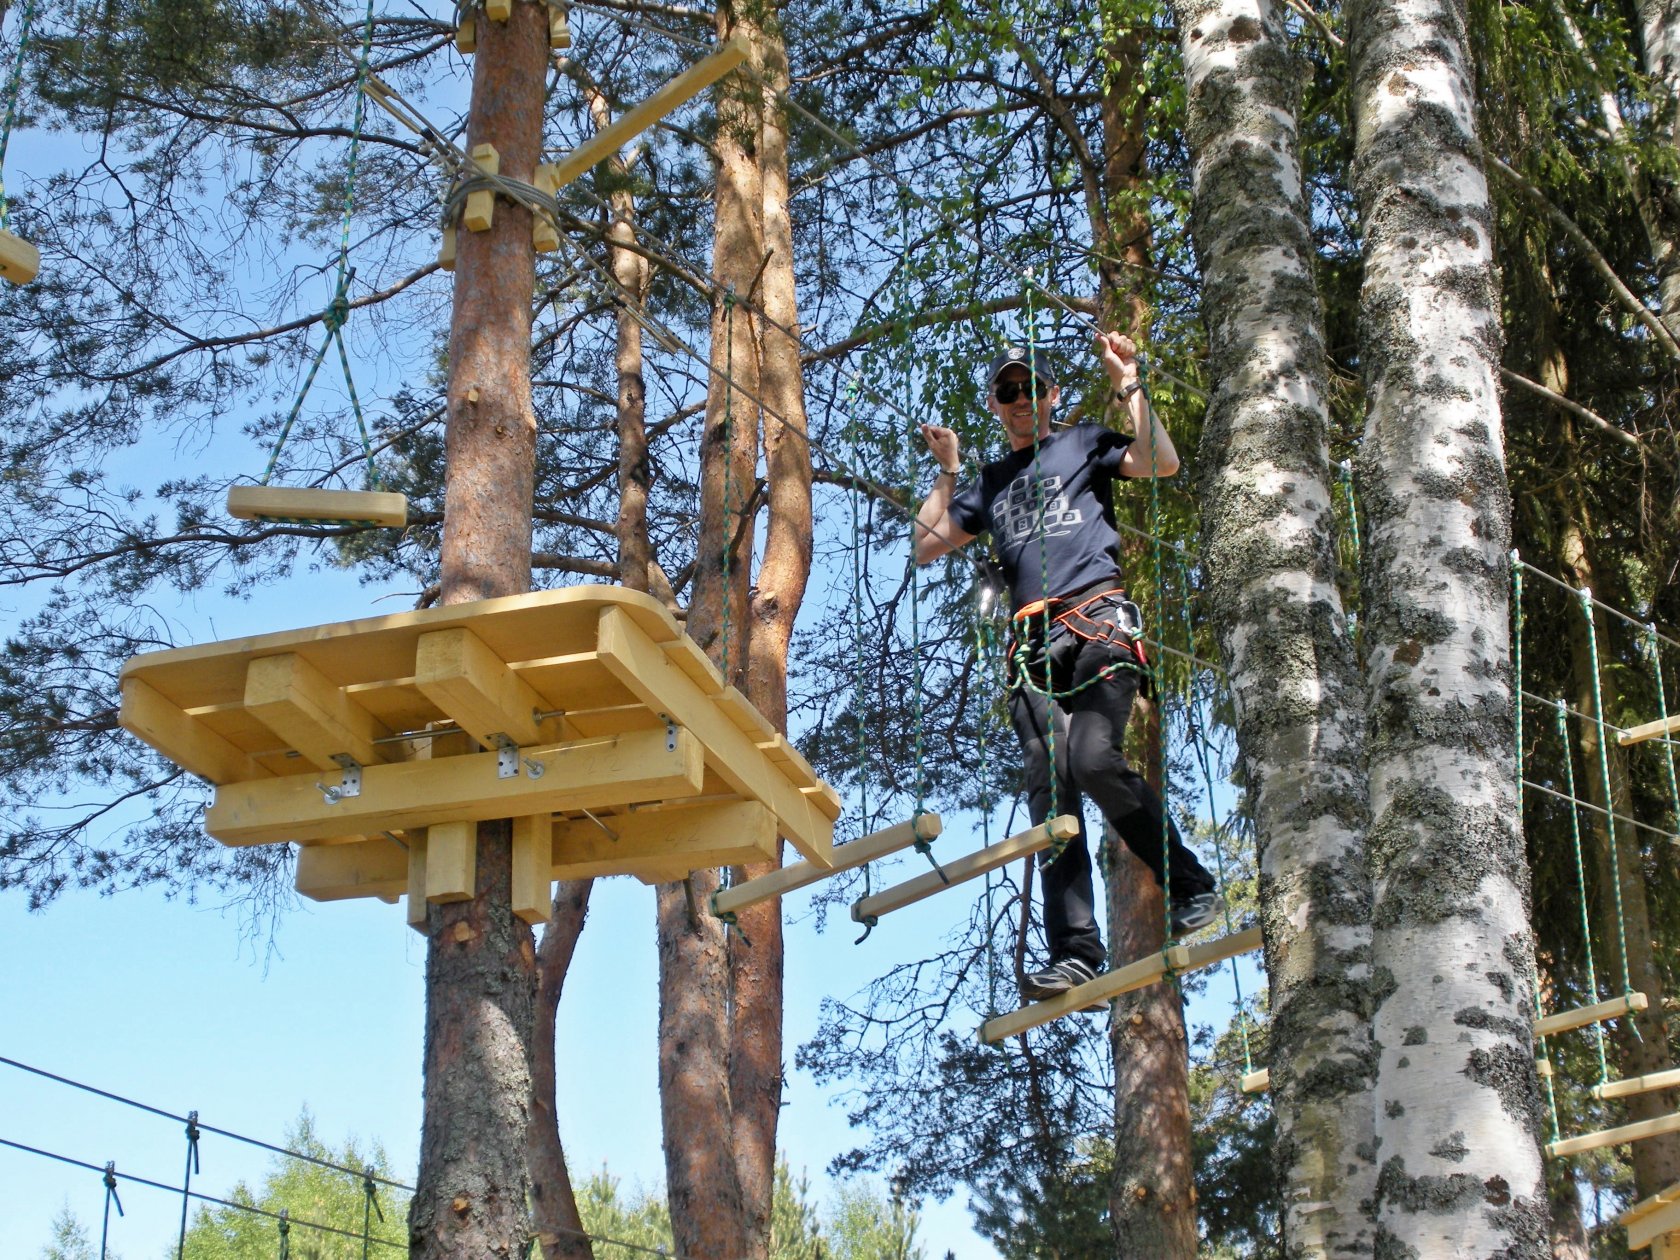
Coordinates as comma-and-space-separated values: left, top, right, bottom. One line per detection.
1520, 777, 1679, 843
1518, 557, 1680, 656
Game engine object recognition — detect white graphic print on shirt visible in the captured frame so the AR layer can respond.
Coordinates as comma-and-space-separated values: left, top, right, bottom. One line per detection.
993, 472, 1084, 545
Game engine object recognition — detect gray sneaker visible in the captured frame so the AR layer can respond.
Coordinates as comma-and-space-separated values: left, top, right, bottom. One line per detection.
1170, 892, 1224, 937
1020, 957, 1099, 1001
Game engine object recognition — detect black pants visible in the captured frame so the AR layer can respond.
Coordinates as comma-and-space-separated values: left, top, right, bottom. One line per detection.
1007, 597, 1215, 968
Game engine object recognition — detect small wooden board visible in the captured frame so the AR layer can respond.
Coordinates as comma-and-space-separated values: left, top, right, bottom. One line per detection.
1240, 1068, 1269, 1094
712, 814, 941, 918
1621, 1181, 1680, 1251
0, 229, 39, 285
120, 586, 839, 905
1595, 1067, 1680, 1102
1534, 992, 1648, 1039
1546, 1111, 1680, 1159
850, 815, 1079, 923
1620, 715, 1680, 747
227, 486, 409, 528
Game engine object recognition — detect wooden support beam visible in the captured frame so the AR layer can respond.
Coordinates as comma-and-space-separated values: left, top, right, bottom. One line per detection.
119, 677, 272, 785
979, 926, 1263, 1044
425, 820, 475, 902
1534, 992, 1649, 1039
439, 224, 458, 270
463, 144, 499, 232
532, 165, 560, 252
511, 814, 552, 925
244, 652, 389, 771
455, 14, 476, 50
1620, 715, 1680, 747
545, 38, 750, 191
0, 229, 40, 285
548, 4, 570, 47
1240, 1068, 1270, 1094
295, 837, 407, 900
1594, 1067, 1680, 1101
595, 606, 833, 864
485, 0, 510, 19
851, 815, 1079, 924
1545, 1111, 1680, 1159
226, 486, 409, 528
551, 799, 776, 880
415, 626, 547, 748
406, 833, 428, 931
1624, 1184, 1680, 1251
205, 725, 704, 845
711, 814, 941, 918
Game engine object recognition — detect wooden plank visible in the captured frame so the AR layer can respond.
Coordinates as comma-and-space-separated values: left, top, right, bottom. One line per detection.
662, 634, 725, 696
1595, 1068, 1680, 1101
1240, 1068, 1270, 1094
550, 800, 776, 880
851, 815, 1079, 923
439, 224, 458, 270
454, 14, 476, 51
1655, 1233, 1680, 1260
546, 38, 750, 190
1620, 1181, 1680, 1233
295, 837, 407, 901
205, 725, 704, 845
1620, 715, 1680, 747
120, 677, 272, 784
464, 143, 499, 232
227, 486, 409, 527
979, 926, 1263, 1044
711, 814, 941, 917
485, 0, 510, 19
245, 652, 389, 770
406, 834, 428, 931
425, 820, 475, 902
1534, 992, 1649, 1038
548, 4, 570, 47
595, 606, 833, 865
1545, 1111, 1680, 1160
0, 229, 40, 285
511, 814, 552, 925
415, 626, 547, 747
532, 165, 560, 253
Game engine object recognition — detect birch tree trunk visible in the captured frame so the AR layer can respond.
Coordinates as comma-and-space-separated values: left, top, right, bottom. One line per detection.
1346, 0, 1548, 1246
1634, 0, 1680, 331
409, 0, 547, 1253
1175, 0, 1377, 1252
654, 6, 763, 1253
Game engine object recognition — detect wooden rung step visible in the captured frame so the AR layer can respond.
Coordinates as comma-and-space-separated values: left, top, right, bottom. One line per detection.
1593, 1067, 1680, 1101
1620, 1181, 1680, 1251
711, 814, 941, 918
1546, 1111, 1680, 1159
851, 815, 1079, 924
1620, 715, 1680, 746
978, 925, 1263, 1044
1240, 1068, 1269, 1094
227, 486, 408, 528
1533, 991, 1648, 1039
0, 229, 40, 285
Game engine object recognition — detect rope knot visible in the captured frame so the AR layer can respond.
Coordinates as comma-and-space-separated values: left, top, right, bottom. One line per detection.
324, 293, 351, 333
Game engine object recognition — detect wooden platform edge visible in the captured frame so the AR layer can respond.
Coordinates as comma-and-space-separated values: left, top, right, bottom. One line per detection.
711, 813, 941, 918
978, 924, 1263, 1044
1546, 1110, 1680, 1159
227, 486, 409, 527
1594, 1067, 1680, 1101
850, 815, 1079, 924
1621, 1181, 1680, 1251
1534, 991, 1649, 1039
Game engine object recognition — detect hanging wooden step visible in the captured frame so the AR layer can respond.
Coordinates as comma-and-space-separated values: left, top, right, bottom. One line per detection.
1546, 1111, 1680, 1159
1619, 715, 1680, 747
120, 586, 841, 919
227, 486, 409, 528
1534, 991, 1649, 1038
979, 925, 1263, 1044
0, 229, 39, 285
711, 813, 941, 918
1240, 1068, 1269, 1094
850, 815, 1079, 924
1620, 1180, 1680, 1254
1594, 1067, 1680, 1101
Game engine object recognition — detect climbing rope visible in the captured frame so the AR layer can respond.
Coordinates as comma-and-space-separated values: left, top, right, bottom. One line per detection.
175, 1111, 200, 1260
1643, 623, 1680, 830
1576, 586, 1635, 997
100, 1160, 123, 1260
0, 0, 37, 233
719, 287, 738, 687
1552, 699, 1614, 1088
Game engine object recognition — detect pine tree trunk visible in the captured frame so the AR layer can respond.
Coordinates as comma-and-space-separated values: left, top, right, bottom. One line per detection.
655, 8, 764, 1254
410, 2, 547, 1254
1346, 0, 1548, 1246
1106, 843, 1198, 1256
530, 880, 594, 1260
1174, 0, 1377, 1252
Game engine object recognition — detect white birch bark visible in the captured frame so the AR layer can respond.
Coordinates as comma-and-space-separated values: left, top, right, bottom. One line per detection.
1346, 0, 1549, 1248
1636, 0, 1680, 328
1176, 1, 1376, 1253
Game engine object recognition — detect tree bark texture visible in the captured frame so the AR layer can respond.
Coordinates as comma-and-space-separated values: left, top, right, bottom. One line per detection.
1106, 843, 1198, 1257
1346, 0, 1548, 1247
655, 8, 765, 1256
530, 880, 595, 1260
1635, 0, 1680, 332
413, 3, 547, 1256
1176, 0, 1378, 1252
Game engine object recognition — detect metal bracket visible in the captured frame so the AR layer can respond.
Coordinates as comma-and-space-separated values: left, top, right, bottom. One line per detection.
664, 717, 677, 752
491, 733, 519, 779
316, 754, 363, 803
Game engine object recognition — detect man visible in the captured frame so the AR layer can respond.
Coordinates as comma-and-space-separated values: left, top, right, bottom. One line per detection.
914, 332, 1220, 1001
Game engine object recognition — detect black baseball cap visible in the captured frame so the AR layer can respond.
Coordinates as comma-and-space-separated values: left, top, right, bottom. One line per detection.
984, 346, 1057, 390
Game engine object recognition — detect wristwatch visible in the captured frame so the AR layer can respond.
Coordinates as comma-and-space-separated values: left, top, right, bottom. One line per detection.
937, 464, 960, 477
1116, 380, 1144, 401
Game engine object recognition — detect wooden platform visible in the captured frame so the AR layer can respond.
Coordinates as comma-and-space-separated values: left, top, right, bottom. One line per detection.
1622, 1181, 1680, 1254
120, 586, 840, 921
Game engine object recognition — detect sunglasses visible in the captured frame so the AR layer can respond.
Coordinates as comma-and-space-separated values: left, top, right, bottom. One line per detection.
993, 378, 1045, 404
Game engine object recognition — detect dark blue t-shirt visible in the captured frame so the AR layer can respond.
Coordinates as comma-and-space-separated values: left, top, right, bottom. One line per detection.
949, 423, 1134, 611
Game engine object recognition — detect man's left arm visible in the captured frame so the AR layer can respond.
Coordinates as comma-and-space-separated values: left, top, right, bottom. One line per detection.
1094, 331, 1180, 478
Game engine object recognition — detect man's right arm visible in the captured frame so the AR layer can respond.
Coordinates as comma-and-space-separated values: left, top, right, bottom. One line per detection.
915, 423, 976, 564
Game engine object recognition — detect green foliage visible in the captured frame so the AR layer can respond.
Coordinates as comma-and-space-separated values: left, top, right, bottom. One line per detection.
178, 1110, 407, 1260
39, 1205, 114, 1260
